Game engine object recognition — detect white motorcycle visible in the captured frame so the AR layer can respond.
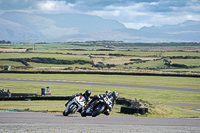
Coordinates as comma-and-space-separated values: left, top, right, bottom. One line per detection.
63, 95, 86, 116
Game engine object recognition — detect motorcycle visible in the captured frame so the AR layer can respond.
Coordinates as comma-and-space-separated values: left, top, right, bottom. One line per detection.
81, 95, 113, 117
63, 95, 86, 116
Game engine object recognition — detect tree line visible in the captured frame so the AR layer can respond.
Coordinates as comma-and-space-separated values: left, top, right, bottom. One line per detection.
0, 40, 11, 44
9, 57, 93, 66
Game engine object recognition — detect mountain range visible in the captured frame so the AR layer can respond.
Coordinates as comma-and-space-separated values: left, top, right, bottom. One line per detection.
0, 11, 200, 43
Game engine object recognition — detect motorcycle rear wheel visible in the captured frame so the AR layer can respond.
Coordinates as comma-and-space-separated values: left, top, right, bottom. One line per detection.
81, 111, 87, 117
92, 105, 105, 117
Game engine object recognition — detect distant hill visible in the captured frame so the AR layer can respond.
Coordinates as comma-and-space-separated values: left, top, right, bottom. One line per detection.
0, 11, 200, 43
0, 18, 42, 42
0, 12, 78, 39
40, 13, 126, 33
55, 20, 200, 42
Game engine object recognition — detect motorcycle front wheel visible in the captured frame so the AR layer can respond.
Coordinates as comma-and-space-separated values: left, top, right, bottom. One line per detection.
63, 110, 69, 116
92, 105, 105, 117
63, 104, 77, 116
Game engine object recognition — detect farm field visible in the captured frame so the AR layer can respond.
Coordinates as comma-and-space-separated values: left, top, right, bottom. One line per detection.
0, 48, 200, 74
1, 42, 200, 51
0, 42, 200, 118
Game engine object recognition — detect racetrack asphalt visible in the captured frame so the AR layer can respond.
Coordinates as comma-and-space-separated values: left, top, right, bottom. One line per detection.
0, 78, 200, 92
0, 111, 200, 133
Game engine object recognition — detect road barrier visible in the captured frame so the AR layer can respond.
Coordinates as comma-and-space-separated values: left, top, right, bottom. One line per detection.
120, 107, 148, 115
117, 98, 149, 115
0, 96, 71, 101
1, 70, 200, 77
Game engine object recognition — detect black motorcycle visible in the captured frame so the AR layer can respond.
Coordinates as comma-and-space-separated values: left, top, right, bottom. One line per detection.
81, 95, 113, 117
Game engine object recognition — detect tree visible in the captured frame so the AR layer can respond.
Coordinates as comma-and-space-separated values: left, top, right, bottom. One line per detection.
6, 41, 11, 44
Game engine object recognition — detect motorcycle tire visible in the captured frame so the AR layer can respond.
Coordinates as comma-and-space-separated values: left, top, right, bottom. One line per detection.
63, 110, 69, 116
63, 104, 77, 116
92, 105, 105, 117
81, 111, 87, 117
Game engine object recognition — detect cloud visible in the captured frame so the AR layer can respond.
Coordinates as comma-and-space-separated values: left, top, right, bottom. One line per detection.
0, 0, 38, 10
85, 0, 200, 29
36, 1, 77, 14
0, 0, 200, 29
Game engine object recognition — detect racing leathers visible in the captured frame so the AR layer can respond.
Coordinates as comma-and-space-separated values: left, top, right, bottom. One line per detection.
81, 94, 115, 116
74, 93, 91, 105
66, 92, 91, 107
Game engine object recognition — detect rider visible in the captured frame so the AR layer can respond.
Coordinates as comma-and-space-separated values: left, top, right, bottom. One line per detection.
85, 90, 111, 108
104, 91, 119, 115
105, 90, 112, 95
72, 90, 91, 105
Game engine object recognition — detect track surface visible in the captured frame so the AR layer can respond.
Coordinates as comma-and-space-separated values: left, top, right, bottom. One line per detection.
0, 78, 200, 92
0, 112, 200, 133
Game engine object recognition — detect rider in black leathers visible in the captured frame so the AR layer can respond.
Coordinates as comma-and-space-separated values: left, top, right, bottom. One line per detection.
81, 90, 119, 116
104, 91, 119, 115
87, 90, 111, 107
66, 90, 91, 107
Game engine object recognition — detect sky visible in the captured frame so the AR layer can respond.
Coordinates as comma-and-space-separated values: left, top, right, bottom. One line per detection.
0, 0, 200, 29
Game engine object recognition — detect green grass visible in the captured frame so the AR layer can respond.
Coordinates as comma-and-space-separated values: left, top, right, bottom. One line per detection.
0, 80, 199, 104
170, 59, 200, 66
32, 49, 115, 55
1, 42, 200, 51
146, 104, 200, 118
0, 60, 24, 66
1, 50, 200, 73
0, 101, 66, 112
0, 100, 200, 118
0, 53, 92, 68
118, 60, 165, 69
163, 51, 200, 57
162, 67, 200, 72
115, 51, 162, 56
0, 74, 199, 89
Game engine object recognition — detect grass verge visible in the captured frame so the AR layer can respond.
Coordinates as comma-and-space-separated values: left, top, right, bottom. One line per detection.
0, 101, 199, 118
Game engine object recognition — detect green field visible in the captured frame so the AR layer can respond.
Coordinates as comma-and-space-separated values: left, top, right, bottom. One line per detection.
0, 74, 199, 89
1, 42, 200, 51
0, 50, 200, 73
0, 74, 199, 118
163, 52, 200, 57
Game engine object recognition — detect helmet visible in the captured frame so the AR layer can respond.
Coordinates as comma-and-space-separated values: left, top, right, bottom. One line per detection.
105, 90, 111, 95
85, 90, 91, 97
112, 91, 119, 100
